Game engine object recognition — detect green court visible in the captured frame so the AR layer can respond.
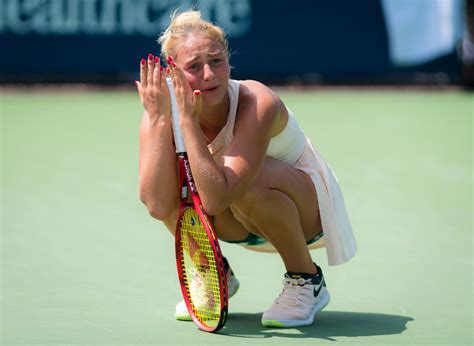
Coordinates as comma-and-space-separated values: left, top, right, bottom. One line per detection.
1, 88, 472, 345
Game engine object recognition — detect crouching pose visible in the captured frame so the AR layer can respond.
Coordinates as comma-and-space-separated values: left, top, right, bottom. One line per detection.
136, 10, 357, 328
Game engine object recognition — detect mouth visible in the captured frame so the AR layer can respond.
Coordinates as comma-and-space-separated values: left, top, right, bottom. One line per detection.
201, 85, 219, 93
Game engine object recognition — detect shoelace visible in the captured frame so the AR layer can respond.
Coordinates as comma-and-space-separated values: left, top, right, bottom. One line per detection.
273, 277, 312, 307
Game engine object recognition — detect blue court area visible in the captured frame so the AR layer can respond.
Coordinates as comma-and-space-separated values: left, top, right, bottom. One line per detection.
1, 88, 472, 344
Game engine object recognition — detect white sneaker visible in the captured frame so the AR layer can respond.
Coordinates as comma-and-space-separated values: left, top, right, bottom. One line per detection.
175, 259, 240, 321
261, 266, 330, 328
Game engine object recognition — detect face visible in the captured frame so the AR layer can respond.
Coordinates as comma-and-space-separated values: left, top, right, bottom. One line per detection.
174, 33, 230, 107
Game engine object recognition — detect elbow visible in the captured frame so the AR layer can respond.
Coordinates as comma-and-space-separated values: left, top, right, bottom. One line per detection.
139, 193, 175, 221
145, 200, 174, 221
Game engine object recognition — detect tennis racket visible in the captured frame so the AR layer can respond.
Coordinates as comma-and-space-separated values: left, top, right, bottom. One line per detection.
166, 78, 228, 333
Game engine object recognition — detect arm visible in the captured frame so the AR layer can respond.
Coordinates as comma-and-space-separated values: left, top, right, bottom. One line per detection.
171, 66, 282, 214
138, 111, 178, 220
136, 55, 179, 220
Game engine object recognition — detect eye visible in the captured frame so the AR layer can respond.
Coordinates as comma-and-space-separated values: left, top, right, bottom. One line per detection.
186, 63, 200, 71
211, 58, 223, 66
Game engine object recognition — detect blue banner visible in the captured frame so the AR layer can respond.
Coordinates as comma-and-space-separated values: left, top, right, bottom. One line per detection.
0, 0, 462, 83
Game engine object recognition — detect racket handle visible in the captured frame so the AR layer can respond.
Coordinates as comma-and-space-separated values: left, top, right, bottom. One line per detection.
166, 77, 186, 154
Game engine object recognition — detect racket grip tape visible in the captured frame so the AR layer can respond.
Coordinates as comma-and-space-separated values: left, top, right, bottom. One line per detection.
166, 77, 186, 153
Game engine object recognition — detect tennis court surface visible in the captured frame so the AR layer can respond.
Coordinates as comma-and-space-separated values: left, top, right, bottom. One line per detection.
1, 88, 472, 344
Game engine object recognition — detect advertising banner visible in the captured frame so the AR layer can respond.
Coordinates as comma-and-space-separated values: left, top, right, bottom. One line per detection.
0, 0, 462, 83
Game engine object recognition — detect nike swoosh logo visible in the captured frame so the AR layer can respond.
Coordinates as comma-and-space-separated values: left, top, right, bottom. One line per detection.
313, 278, 325, 297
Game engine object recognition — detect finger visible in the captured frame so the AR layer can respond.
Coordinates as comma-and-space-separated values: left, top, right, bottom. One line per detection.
167, 56, 175, 73
153, 56, 161, 88
160, 66, 168, 93
166, 55, 174, 68
147, 53, 154, 85
140, 58, 147, 87
168, 57, 180, 91
160, 71, 171, 102
173, 64, 191, 94
167, 56, 179, 86
169, 64, 180, 90
167, 57, 178, 83
193, 90, 202, 117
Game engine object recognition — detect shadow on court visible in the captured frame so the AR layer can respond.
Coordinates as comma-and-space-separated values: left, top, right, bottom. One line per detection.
221, 311, 414, 341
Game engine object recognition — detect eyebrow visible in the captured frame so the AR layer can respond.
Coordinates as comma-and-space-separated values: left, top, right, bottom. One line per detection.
183, 51, 225, 64
208, 51, 225, 57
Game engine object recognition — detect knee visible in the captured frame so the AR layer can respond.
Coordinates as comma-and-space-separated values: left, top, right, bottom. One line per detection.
231, 159, 283, 214
231, 182, 273, 219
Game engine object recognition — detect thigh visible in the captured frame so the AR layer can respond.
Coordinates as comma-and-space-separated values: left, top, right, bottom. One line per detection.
213, 207, 263, 241
232, 157, 322, 241
162, 158, 321, 241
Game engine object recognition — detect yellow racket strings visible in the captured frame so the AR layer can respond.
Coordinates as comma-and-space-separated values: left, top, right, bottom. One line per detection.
179, 208, 221, 326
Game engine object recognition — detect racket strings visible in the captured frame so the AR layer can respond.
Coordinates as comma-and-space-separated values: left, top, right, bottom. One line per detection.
179, 208, 222, 325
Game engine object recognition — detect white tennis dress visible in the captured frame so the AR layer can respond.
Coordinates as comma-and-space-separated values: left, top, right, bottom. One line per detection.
207, 80, 357, 266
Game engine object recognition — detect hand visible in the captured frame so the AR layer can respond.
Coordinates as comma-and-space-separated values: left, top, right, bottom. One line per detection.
168, 56, 202, 124
135, 53, 170, 120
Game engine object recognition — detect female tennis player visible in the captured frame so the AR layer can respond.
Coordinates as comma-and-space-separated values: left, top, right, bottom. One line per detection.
136, 10, 357, 328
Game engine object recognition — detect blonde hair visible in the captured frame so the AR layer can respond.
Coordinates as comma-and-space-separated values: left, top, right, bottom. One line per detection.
158, 10, 229, 60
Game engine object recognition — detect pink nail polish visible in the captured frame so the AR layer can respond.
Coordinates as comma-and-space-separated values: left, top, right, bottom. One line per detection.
148, 53, 153, 61
155, 56, 159, 63
194, 90, 201, 95
160, 66, 164, 71
167, 56, 173, 64
172, 62, 176, 67
166, 67, 170, 74
141, 59, 146, 65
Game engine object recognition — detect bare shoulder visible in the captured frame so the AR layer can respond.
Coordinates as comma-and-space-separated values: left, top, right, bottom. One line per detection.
239, 79, 281, 110
237, 80, 287, 134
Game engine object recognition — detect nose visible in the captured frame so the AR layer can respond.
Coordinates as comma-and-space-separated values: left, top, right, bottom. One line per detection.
202, 64, 216, 81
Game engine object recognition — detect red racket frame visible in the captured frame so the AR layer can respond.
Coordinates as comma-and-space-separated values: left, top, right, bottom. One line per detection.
174, 153, 228, 332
